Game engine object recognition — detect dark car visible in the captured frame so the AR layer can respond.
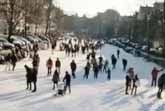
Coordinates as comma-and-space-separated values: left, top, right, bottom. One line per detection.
0, 37, 14, 49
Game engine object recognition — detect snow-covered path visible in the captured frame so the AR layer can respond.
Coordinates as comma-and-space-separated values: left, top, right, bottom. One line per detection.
0, 44, 165, 111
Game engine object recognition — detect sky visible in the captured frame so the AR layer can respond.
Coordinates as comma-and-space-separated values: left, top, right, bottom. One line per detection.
55, 0, 164, 17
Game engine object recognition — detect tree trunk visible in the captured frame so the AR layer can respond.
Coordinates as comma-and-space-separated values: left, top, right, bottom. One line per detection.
8, 22, 13, 42
24, 16, 27, 37
8, 0, 14, 42
35, 24, 38, 35
45, 20, 49, 35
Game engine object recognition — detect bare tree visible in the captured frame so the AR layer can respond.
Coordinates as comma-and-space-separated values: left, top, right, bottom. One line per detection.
0, 0, 23, 41
45, 0, 53, 35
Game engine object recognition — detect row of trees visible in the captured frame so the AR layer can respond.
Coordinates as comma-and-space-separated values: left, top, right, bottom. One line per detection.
0, 0, 164, 49
0, 0, 64, 41
62, 2, 165, 48
63, 9, 120, 39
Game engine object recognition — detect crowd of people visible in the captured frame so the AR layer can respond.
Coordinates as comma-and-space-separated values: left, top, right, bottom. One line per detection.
3, 38, 164, 98
27, 39, 165, 98
4, 43, 40, 72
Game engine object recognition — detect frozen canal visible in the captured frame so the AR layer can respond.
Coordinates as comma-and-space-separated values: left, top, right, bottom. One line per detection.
0, 44, 164, 111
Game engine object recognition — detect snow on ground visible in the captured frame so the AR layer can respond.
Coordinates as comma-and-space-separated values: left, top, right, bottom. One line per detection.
0, 44, 165, 111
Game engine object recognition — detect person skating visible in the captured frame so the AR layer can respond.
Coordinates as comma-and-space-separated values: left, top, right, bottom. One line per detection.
86, 61, 91, 70
127, 67, 134, 80
46, 57, 53, 76
117, 49, 120, 59
84, 65, 90, 79
70, 60, 77, 79
125, 74, 132, 95
93, 63, 99, 79
33, 43, 39, 53
81, 45, 86, 54
111, 54, 117, 69
103, 60, 109, 72
11, 51, 17, 71
55, 58, 61, 73
63, 71, 71, 94
86, 53, 90, 61
71, 45, 76, 57
64, 44, 69, 56
51, 40, 57, 54
91, 50, 96, 60
122, 58, 128, 71
5, 53, 11, 71
107, 68, 111, 80
52, 70, 60, 90
157, 73, 165, 99
131, 75, 140, 96
151, 67, 163, 87
98, 56, 103, 72
68, 43, 72, 56
24, 65, 33, 90
32, 51, 40, 92
51, 44, 55, 54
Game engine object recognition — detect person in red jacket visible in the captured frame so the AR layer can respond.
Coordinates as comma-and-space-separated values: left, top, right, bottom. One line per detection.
46, 57, 53, 76
151, 67, 163, 87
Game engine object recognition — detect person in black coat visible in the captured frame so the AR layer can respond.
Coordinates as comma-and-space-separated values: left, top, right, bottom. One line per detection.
157, 73, 165, 99
11, 52, 17, 71
24, 65, 38, 92
98, 56, 103, 72
52, 70, 60, 90
32, 67, 38, 92
51, 43, 56, 54
117, 49, 120, 59
107, 68, 111, 80
32, 51, 40, 70
103, 60, 109, 72
32, 52, 40, 92
86, 53, 90, 61
131, 75, 139, 96
122, 58, 128, 71
91, 50, 96, 60
24, 65, 33, 90
55, 58, 61, 73
111, 54, 117, 69
93, 64, 99, 79
70, 60, 77, 79
71, 45, 76, 57
125, 75, 131, 95
5, 53, 11, 71
63, 71, 71, 94
84, 66, 90, 79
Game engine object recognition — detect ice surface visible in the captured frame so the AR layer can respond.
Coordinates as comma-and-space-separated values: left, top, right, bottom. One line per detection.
0, 44, 164, 111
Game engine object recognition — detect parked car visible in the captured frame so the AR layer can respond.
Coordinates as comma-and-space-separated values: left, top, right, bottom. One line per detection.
0, 43, 3, 50
0, 37, 15, 49
26, 35, 49, 50
141, 45, 149, 52
11, 36, 26, 47
25, 36, 38, 43
38, 35, 50, 49
0, 55, 5, 64
124, 46, 134, 53
38, 35, 50, 43
16, 36, 33, 51
18, 36, 31, 45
